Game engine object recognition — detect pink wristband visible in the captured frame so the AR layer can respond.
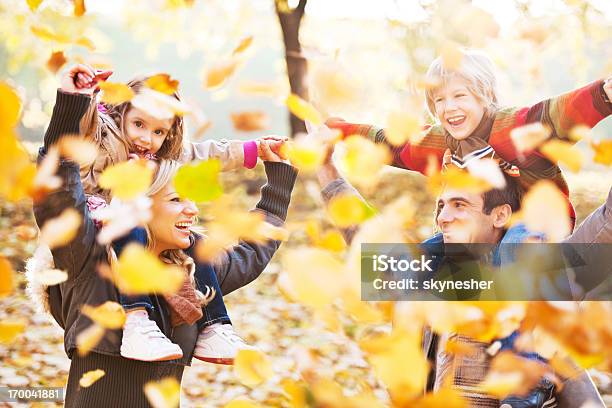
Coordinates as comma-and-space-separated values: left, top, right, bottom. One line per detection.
243, 140, 258, 169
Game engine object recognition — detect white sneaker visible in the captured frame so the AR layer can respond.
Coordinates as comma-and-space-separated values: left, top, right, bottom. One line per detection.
193, 323, 256, 365
120, 311, 183, 362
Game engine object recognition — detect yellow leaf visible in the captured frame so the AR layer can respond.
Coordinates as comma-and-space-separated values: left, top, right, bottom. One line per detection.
569, 125, 591, 142
539, 140, 583, 172
0, 81, 21, 129
32, 146, 62, 200
74, 0, 86, 16
282, 136, 327, 173
224, 399, 263, 408
591, 140, 612, 165
58, 135, 99, 167
281, 379, 308, 408
30, 25, 71, 43
428, 166, 493, 196
285, 94, 322, 126
413, 388, 468, 408
339, 135, 391, 186
234, 349, 274, 387
144, 377, 180, 408
477, 371, 524, 398
173, 159, 223, 203
98, 160, 153, 200
76, 323, 105, 356
454, 6, 499, 46
310, 62, 360, 111
39, 208, 82, 250
466, 158, 506, 189
98, 82, 135, 105
26, 0, 43, 11
75, 37, 96, 50
131, 88, 190, 120
440, 42, 463, 70
520, 180, 571, 241
316, 230, 346, 252
386, 112, 424, 146
232, 36, 254, 55
0, 256, 15, 297
107, 244, 185, 295
79, 369, 105, 388
0, 320, 25, 344
238, 81, 285, 98
328, 194, 375, 227
81, 301, 126, 329
205, 59, 239, 89
145, 74, 180, 95
230, 111, 270, 132
510, 123, 551, 153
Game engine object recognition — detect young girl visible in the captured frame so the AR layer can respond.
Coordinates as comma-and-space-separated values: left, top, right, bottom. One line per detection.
327, 49, 612, 224
63, 64, 284, 363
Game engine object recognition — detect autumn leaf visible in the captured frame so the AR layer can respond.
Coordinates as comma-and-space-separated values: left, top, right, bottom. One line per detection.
285, 94, 322, 126
0, 320, 26, 344
39, 208, 82, 250
510, 122, 551, 153
31, 146, 62, 200
386, 112, 424, 146
26, 0, 43, 12
205, 59, 239, 89
238, 81, 285, 98
232, 36, 254, 55
310, 62, 360, 111
76, 323, 105, 356
234, 349, 274, 387
74, 0, 86, 17
105, 243, 184, 295
173, 159, 223, 202
131, 88, 190, 120
539, 140, 583, 172
30, 25, 71, 44
81, 301, 126, 329
591, 139, 612, 165
519, 180, 571, 241
79, 369, 105, 388
46, 51, 67, 74
428, 166, 493, 196
328, 194, 375, 227
145, 74, 180, 95
98, 81, 135, 105
338, 135, 391, 186
98, 160, 153, 200
569, 125, 591, 142
466, 158, 506, 189
0, 256, 14, 297
57, 135, 99, 167
454, 5, 499, 46
0, 81, 21, 129
224, 399, 263, 408
282, 136, 327, 173
440, 42, 463, 70
144, 377, 180, 408
230, 111, 270, 132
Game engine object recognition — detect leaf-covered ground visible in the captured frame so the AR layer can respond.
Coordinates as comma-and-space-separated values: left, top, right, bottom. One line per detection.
1, 166, 611, 407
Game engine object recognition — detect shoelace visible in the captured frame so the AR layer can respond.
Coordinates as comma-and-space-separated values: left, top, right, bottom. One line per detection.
135, 319, 170, 341
218, 326, 247, 345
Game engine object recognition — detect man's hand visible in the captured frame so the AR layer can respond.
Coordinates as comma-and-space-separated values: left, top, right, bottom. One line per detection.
257, 135, 289, 161
258, 139, 287, 163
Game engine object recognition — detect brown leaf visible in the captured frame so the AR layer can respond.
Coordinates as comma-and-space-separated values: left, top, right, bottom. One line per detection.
230, 111, 270, 132
47, 51, 67, 74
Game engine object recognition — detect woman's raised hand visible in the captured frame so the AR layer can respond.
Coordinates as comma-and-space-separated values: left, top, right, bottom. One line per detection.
258, 138, 287, 163
60, 64, 113, 96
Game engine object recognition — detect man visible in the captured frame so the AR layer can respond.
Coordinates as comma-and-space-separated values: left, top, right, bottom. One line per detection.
316, 146, 610, 407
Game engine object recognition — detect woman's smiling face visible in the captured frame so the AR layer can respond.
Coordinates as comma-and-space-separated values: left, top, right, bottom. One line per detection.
148, 179, 198, 254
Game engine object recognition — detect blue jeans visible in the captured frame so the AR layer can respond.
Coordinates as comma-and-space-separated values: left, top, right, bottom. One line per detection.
115, 228, 231, 330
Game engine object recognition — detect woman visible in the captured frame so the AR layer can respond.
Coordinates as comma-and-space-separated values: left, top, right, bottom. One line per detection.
33, 84, 297, 407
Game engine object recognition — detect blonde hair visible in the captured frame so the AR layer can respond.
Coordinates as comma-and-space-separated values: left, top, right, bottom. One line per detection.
80, 76, 184, 160
425, 49, 499, 118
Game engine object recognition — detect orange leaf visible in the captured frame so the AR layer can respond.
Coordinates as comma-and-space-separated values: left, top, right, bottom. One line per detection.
145, 74, 180, 95
47, 51, 67, 74
230, 111, 270, 132
0, 256, 14, 298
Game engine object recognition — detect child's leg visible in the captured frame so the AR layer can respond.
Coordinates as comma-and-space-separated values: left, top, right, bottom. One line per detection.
193, 263, 231, 332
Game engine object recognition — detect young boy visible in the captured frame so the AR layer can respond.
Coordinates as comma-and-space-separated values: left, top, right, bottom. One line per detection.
327, 49, 612, 222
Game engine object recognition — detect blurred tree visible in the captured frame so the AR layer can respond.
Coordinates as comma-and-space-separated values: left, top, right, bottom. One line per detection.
275, 0, 308, 137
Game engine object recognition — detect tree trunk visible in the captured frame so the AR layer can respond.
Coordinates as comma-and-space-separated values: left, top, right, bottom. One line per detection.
275, 0, 308, 137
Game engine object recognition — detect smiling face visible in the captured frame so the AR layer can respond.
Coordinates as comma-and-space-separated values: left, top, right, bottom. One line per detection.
432, 75, 486, 141
435, 188, 508, 244
124, 106, 173, 156
148, 179, 198, 254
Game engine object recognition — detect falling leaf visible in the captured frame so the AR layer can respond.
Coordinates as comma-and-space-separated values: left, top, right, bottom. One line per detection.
0, 320, 25, 344
75, 37, 96, 50
32, 269, 68, 285
74, 0, 86, 16
98, 82, 135, 105
339, 135, 391, 186
428, 166, 493, 196
569, 125, 591, 142
539, 140, 583, 172
510, 122, 551, 153
31, 146, 62, 200
76, 323, 105, 356
144, 377, 180, 408
386, 112, 424, 146
39, 208, 82, 250
0, 256, 14, 297
230, 111, 270, 132
173, 159, 223, 203
57, 135, 99, 167
205, 59, 239, 89
413, 388, 468, 408
234, 349, 274, 387
232, 36, 254, 55
327, 194, 375, 227
131, 88, 190, 120
477, 371, 524, 398
281, 379, 308, 408
81, 301, 126, 329
224, 399, 263, 408
98, 160, 153, 200
285, 94, 322, 126
310, 62, 360, 111
466, 158, 506, 189
519, 180, 571, 241
440, 42, 463, 70
46, 51, 67, 74
104, 243, 184, 295
454, 5, 499, 46
26, 0, 43, 11
282, 136, 327, 173
79, 369, 105, 388
30, 25, 71, 44
238, 81, 285, 98
145, 74, 179, 95
591, 139, 612, 165
94, 196, 152, 245
0, 81, 21, 129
